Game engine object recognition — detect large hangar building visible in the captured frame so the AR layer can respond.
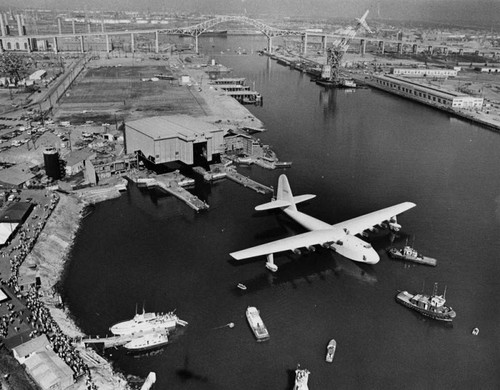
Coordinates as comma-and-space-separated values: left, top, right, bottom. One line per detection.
124, 116, 224, 166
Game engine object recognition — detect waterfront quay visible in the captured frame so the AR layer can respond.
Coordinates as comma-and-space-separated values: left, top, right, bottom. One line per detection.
264, 48, 500, 133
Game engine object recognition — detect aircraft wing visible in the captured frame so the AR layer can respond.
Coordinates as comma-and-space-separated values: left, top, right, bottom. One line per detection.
230, 229, 339, 260
333, 202, 416, 236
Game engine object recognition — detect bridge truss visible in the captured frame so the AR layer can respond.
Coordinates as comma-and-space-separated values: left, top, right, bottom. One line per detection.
158, 15, 305, 53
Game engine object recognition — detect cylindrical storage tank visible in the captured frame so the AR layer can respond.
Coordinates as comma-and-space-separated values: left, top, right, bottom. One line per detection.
43, 147, 61, 180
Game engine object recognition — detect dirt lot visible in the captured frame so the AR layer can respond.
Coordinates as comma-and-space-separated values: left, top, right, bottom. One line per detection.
54, 56, 211, 124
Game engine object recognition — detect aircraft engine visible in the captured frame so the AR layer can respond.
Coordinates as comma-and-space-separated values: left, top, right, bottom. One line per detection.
388, 216, 401, 231
307, 246, 316, 252
322, 241, 334, 248
388, 222, 402, 231
292, 248, 302, 255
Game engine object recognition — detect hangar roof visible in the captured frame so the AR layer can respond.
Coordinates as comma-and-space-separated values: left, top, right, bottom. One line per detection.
126, 115, 222, 140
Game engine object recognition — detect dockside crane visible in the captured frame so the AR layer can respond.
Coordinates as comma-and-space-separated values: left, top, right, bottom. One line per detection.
320, 10, 372, 86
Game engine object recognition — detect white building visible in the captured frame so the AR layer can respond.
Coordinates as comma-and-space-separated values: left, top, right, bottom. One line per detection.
475, 66, 500, 73
372, 75, 483, 109
28, 70, 47, 81
391, 68, 458, 78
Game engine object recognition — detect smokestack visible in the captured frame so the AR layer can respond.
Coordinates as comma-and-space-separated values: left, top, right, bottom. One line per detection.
0, 14, 5, 36
16, 14, 22, 36
4, 14, 10, 35
21, 14, 26, 35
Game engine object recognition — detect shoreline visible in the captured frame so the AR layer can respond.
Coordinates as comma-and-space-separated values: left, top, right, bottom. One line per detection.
24, 193, 131, 390
13, 54, 265, 389
16, 56, 265, 388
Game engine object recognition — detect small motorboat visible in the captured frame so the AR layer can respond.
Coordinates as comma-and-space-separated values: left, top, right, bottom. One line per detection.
326, 339, 336, 363
472, 327, 479, 336
237, 283, 247, 291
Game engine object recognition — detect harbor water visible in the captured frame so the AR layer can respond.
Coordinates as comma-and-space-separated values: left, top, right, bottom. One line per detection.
62, 36, 500, 389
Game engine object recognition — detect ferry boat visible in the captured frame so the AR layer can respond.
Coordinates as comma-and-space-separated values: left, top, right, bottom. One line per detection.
396, 283, 456, 322
123, 331, 169, 353
246, 306, 269, 341
110, 309, 187, 335
325, 339, 336, 363
293, 365, 310, 390
388, 245, 437, 266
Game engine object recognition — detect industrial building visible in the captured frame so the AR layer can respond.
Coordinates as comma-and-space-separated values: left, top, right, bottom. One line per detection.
391, 67, 458, 78
124, 116, 224, 166
372, 75, 484, 109
84, 154, 136, 185
0, 202, 33, 245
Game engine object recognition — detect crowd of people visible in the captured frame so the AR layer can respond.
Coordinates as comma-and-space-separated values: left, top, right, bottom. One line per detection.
0, 191, 99, 390
25, 287, 98, 389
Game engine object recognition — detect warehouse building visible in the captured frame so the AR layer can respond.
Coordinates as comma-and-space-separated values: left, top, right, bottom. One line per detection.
124, 116, 224, 167
372, 75, 483, 109
391, 67, 458, 78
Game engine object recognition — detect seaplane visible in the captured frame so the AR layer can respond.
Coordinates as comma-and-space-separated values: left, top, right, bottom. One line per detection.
230, 175, 415, 272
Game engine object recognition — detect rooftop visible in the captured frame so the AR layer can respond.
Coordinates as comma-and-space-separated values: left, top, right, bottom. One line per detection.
12, 335, 50, 359
376, 74, 479, 100
126, 115, 222, 140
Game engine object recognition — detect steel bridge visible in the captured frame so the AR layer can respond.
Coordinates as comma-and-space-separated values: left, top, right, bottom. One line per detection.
158, 15, 305, 53
2, 14, 493, 57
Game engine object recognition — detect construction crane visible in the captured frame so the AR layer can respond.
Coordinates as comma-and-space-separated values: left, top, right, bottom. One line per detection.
320, 10, 372, 86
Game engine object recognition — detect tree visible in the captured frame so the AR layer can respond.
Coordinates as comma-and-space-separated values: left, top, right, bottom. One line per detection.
0, 52, 30, 84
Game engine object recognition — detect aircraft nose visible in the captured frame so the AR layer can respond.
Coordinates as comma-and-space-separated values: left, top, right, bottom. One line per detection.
364, 250, 380, 264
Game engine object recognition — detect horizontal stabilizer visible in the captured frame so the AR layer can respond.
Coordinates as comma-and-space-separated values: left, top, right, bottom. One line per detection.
293, 194, 316, 205
255, 200, 291, 211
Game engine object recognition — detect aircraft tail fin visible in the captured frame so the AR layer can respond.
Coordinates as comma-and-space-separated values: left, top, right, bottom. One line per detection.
255, 175, 315, 211
276, 174, 297, 211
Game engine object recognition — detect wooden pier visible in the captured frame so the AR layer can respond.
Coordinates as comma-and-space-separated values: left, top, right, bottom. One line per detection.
154, 176, 209, 211
225, 168, 273, 194
133, 173, 208, 211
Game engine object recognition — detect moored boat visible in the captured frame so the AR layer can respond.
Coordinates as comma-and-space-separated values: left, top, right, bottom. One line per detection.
123, 331, 169, 352
388, 245, 437, 266
396, 283, 456, 321
110, 309, 187, 335
246, 306, 269, 341
293, 365, 310, 390
274, 161, 292, 168
325, 339, 336, 363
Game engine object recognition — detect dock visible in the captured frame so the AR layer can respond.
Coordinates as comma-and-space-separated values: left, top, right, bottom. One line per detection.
154, 176, 209, 211
225, 168, 273, 194
133, 173, 209, 211
192, 166, 227, 182
223, 90, 262, 104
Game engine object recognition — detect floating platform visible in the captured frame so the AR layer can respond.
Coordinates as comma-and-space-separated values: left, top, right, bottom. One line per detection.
225, 168, 273, 194
134, 174, 207, 211
192, 166, 227, 181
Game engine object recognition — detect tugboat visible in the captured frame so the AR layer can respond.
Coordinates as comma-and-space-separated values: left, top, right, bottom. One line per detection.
293, 365, 310, 390
387, 242, 437, 266
325, 339, 336, 363
396, 283, 456, 321
246, 306, 270, 341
